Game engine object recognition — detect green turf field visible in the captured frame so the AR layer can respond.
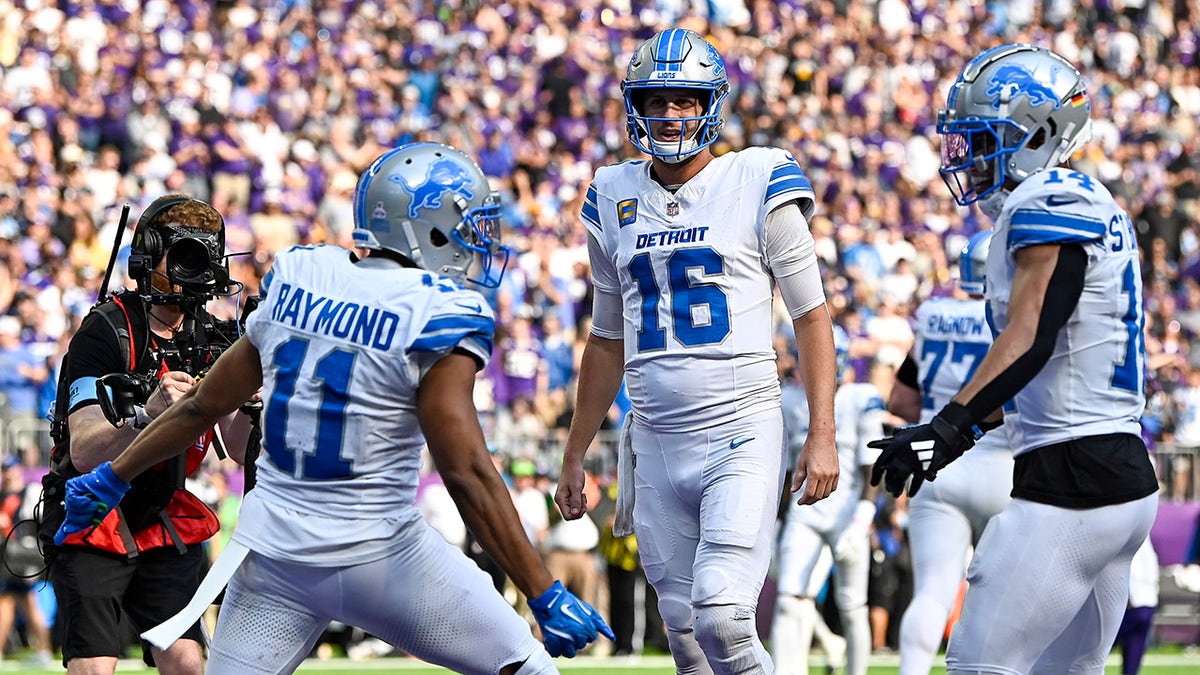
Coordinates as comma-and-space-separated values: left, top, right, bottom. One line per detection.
288, 651, 1199, 674
8, 652, 1195, 673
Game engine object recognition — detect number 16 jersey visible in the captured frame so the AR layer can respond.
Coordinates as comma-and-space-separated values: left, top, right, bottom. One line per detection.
582, 147, 815, 433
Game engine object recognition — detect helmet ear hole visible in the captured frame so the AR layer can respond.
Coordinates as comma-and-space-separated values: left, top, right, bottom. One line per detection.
1027, 126, 1048, 151
429, 228, 449, 247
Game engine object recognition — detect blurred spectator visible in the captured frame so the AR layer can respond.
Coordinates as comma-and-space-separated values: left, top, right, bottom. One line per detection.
511, 458, 549, 551
0, 316, 49, 447
0, 0, 1199, 656
0, 455, 52, 665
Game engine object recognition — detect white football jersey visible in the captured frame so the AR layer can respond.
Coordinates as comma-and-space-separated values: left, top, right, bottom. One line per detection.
913, 296, 1008, 453
785, 381, 886, 530
239, 245, 496, 564
986, 170, 1145, 455
582, 147, 816, 432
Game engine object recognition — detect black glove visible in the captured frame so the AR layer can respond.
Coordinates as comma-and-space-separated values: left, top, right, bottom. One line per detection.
868, 402, 981, 497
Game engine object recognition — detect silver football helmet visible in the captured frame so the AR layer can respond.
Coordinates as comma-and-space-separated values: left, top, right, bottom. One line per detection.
938, 44, 1092, 217
958, 229, 993, 296
622, 28, 730, 163
352, 143, 510, 287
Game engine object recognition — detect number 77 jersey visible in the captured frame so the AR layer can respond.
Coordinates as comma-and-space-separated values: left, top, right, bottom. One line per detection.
985, 169, 1145, 456
581, 147, 816, 433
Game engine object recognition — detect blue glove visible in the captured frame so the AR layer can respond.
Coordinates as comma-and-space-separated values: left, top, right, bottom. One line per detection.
527, 580, 616, 657
53, 461, 131, 545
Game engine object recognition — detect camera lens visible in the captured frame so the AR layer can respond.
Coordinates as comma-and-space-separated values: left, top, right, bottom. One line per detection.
167, 237, 214, 285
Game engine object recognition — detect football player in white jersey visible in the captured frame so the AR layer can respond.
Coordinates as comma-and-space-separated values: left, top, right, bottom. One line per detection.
554, 28, 840, 675
889, 230, 1014, 675
772, 325, 884, 675
55, 143, 613, 674
870, 45, 1159, 674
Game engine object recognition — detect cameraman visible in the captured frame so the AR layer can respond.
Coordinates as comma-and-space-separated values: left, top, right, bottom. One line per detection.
44, 194, 253, 675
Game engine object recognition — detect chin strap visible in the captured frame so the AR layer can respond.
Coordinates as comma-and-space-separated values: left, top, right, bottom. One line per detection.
977, 188, 1009, 219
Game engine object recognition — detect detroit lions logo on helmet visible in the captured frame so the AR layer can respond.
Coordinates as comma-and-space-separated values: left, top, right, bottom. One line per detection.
985, 64, 1061, 110
394, 157, 476, 219
703, 40, 726, 77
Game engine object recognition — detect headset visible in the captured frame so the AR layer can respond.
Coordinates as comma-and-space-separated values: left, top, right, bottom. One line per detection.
128, 195, 227, 296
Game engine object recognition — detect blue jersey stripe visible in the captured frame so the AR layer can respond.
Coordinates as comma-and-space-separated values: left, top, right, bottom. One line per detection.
765, 177, 814, 203
766, 163, 813, 205
410, 328, 495, 355
581, 185, 600, 227
769, 162, 806, 181
1008, 209, 1104, 247
410, 314, 494, 355
419, 314, 494, 336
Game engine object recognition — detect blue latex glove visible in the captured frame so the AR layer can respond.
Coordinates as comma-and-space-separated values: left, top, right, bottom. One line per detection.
527, 580, 616, 657
53, 461, 131, 545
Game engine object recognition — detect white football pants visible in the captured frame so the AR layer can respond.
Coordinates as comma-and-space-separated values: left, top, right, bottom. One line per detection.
773, 517, 870, 675
946, 494, 1157, 675
206, 520, 552, 675
900, 448, 1012, 675
631, 408, 787, 675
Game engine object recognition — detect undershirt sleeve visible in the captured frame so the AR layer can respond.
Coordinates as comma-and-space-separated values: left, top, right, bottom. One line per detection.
589, 286, 623, 339
765, 202, 826, 318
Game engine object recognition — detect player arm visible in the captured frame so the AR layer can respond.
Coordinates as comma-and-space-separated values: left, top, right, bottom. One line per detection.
109, 337, 263, 482
419, 351, 555, 600
563, 332, 624, 464
792, 307, 837, 444
766, 203, 836, 445
765, 202, 839, 500
790, 306, 840, 502
556, 282, 624, 519
889, 354, 922, 424
948, 243, 1087, 428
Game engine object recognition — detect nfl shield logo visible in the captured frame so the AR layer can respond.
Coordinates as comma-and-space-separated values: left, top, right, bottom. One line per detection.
666, 202, 679, 216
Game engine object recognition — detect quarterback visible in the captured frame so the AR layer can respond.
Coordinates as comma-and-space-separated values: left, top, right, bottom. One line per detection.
555, 28, 839, 675
56, 143, 612, 674
870, 45, 1158, 673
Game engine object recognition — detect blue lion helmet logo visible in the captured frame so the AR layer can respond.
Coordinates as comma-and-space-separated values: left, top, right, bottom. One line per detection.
985, 64, 1061, 110
704, 40, 726, 78
393, 157, 476, 219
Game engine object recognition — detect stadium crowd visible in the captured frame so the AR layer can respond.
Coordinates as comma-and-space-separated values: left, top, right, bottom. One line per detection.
1, 0, 1199, 663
